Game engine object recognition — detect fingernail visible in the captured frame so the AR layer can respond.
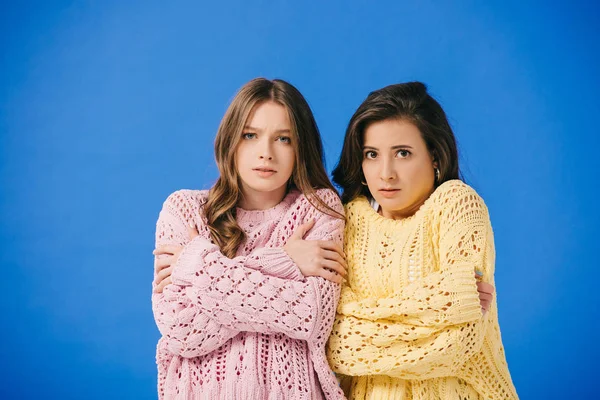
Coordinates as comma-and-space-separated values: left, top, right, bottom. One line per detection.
475, 270, 483, 277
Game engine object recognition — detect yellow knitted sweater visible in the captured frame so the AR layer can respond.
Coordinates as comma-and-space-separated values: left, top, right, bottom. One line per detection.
326, 180, 518, 400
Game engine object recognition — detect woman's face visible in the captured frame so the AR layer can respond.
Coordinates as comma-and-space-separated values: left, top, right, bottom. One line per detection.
362, 119, 437, 220
235, 101, 295, 206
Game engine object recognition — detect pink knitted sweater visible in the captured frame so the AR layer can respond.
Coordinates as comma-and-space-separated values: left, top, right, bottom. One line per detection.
152, 188, 346, 399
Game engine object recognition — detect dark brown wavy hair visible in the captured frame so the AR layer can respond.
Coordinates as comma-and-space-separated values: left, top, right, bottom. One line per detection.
332, 81, 462, 204
204, 78, 342, 257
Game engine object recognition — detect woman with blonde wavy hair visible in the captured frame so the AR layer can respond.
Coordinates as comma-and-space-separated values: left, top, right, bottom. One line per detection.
151, 78, 347, 399
326, 82, 518, 399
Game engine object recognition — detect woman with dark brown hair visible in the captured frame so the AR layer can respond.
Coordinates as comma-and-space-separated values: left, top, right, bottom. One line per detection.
326, 82, 518, 399
151, 78, 347, 399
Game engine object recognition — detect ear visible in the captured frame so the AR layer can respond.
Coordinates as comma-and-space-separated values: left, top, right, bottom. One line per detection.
431, 151, 439, 169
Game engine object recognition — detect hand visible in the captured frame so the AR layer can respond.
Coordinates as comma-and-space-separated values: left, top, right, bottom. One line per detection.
283, 219, 347, 283
475, 271, 494, 316
152, 223, 199, 293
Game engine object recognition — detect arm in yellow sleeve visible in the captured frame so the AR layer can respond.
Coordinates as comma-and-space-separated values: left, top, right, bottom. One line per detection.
327, 185, 494, 378
327, 312, 487, 379
339, 186, 494, 329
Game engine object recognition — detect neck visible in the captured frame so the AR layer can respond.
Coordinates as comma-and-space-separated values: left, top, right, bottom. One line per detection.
238, 185, 288, 211
379, 189, 433, 220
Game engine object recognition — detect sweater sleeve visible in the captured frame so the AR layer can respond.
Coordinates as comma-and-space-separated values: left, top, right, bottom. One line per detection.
327, 185, 492, 379
151, 191, 240, 358
151, 191, 306, 358
327, 314, 487, 379
170, 190, 344, 343
340, 185, 492, 330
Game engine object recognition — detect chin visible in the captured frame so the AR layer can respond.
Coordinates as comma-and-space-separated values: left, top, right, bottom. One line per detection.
245, 181, 287, 194
376, 196, 405, 208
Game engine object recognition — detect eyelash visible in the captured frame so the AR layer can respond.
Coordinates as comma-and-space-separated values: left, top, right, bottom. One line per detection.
363, 150, 411, 159
242, 133, 291, 144
364, 151, 377, 159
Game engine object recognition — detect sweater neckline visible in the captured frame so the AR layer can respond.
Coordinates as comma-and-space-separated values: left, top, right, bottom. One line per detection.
353, 181, 459, 230
354, 196, 424, 231
236, 189, 300, 223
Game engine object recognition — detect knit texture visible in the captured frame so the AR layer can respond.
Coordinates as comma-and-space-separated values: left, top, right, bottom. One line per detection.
152, 188, 346, 399
326, 180, 518, 400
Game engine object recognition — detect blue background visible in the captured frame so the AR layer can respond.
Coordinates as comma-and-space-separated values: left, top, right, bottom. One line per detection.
1, 1, 598, 399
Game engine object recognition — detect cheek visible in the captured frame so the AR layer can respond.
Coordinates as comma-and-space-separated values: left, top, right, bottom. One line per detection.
409, 161, 435, 192
234, 144, 244, 163
281, 147, 295, 170
234, 148, 252, 179
236, 144, 254, 166
361, 162, 375, 182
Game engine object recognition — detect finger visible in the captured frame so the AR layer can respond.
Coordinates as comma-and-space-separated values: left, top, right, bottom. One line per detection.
321, 259, 346, 276
481, 300, 491, 312
153, 270, 171, 290
154, 256, 173, 273
153, 245, 182, 256
478, 292, 493, 302
187, 222, 199, 240
322, 249, 347, 268
318, 241, 345, 258
154, 276, 172, 293
477, 281, 495, 294
474, 269, 484, 281
154, 266, 173, 286
319, 268, 343, 284
290, 219, 316, 240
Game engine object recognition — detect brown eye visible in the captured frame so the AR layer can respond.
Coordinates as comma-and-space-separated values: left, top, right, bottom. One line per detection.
396, 150, 411, 158
364, 151, 377, 159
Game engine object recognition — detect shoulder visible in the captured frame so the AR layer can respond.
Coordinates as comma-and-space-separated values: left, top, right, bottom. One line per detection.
297, 188, 344, 215
343, 196, 371, 222
430, 180, 485, 206
161, 189, 210, 217
429, 180, 490, 224
344, 196, 369, 212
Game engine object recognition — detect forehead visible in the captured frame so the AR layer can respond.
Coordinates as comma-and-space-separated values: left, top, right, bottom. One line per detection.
363, 119, 424, 147
246, 101, 291, 128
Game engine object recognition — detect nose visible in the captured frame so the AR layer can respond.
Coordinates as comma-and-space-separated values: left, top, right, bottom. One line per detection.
380, 158, 396, 181
258, 140, 273, 160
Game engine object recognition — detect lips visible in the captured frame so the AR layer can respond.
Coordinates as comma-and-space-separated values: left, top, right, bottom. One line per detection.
252, 167, 277, 178
378, 188, 400, 198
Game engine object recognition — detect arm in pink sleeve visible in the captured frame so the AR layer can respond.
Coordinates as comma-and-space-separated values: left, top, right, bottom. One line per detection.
170, 190, 344, 344
151, 191, 240, 358
152, 190, 315, 357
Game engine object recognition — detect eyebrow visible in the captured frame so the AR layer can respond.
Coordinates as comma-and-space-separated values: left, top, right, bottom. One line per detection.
363, 145, 414, 150
243, 126, 291, 134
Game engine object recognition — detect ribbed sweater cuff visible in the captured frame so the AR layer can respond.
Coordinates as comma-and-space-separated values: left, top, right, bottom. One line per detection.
171, 236, 216, 287
446, 273, 483, 324
171, 239, 304, 286
257, 248, 304, 281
